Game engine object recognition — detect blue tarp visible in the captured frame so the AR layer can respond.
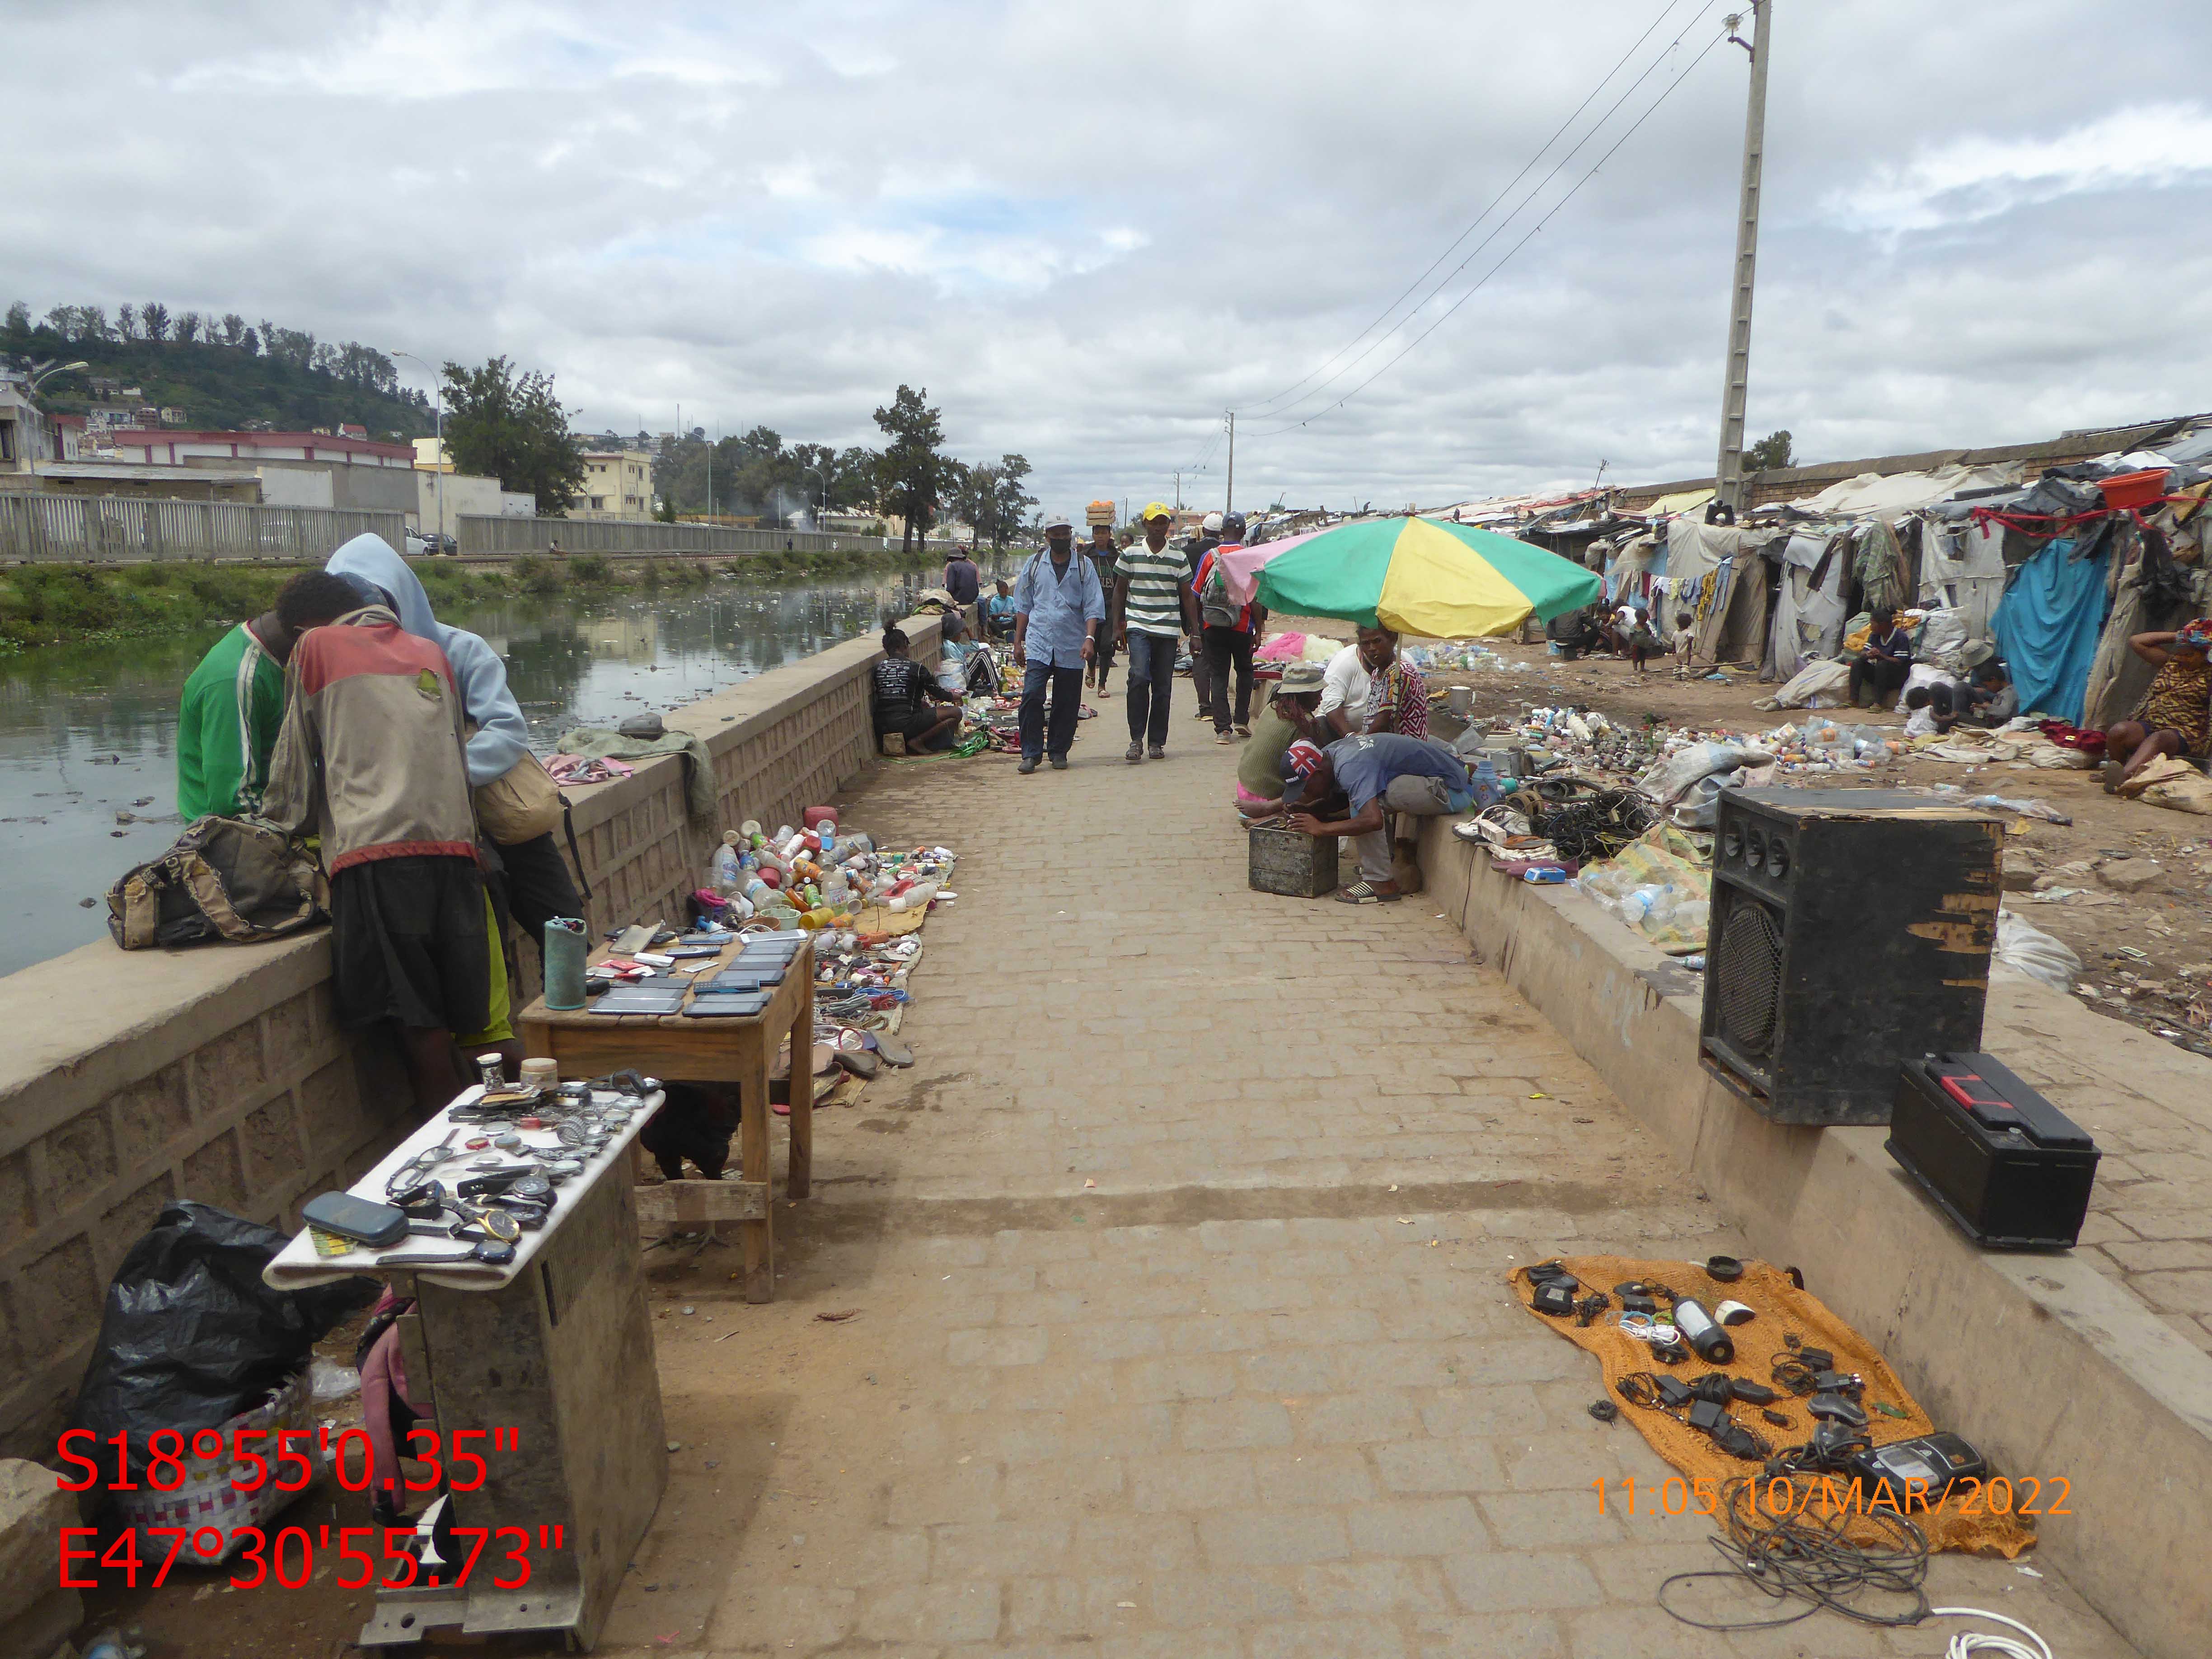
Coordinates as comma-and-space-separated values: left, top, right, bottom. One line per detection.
1992, 537, 2109, 725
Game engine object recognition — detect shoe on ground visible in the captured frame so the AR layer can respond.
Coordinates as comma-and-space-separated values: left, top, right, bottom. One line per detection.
1214, 731, 1238, 745
1148, 745, 1166, 759
1018, 757, 1039, 774
1191, 708, 1213, 720
1050, 755, 1068, 770
1234, 725, 1251, 738
1125, 741, 1143, 763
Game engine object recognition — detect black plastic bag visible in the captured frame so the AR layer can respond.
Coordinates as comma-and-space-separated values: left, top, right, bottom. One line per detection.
70, 1200, 377, 1478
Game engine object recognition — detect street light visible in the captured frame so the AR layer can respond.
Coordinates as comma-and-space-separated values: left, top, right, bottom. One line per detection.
28, 360, 89, 394
390, 350, 445, 553
801, 466, 827, 533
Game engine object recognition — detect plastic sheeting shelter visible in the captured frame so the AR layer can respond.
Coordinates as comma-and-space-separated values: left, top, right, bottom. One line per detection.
1992, 536, 2110, 726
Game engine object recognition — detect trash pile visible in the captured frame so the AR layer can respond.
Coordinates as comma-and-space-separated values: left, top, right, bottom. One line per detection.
1401, 639, 1518, 674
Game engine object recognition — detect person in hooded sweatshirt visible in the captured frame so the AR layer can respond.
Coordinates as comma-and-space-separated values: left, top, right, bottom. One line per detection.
325, 535, 586, 973
258, 572, 495, 1115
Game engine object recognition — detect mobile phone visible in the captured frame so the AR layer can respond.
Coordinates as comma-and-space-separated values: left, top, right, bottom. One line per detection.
302, 1191, 409, 1248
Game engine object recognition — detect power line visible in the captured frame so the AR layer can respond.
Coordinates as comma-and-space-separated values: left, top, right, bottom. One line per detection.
1241, 0, 1711, 419
1241, 21, 1732, 441
1247, 0, 1725, 431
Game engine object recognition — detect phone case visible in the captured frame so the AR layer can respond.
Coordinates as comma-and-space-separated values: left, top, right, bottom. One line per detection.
302, 1191, 409, 1247
684, 993, 771, 1017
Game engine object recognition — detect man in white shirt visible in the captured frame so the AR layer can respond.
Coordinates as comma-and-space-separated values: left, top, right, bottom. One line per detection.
1317, 626, 1395, 737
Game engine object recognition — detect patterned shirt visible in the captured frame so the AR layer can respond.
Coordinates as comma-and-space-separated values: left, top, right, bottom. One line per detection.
1363, 661, 1430, 738
2133, 655, 2212, 755
1115, 539, 1190, 635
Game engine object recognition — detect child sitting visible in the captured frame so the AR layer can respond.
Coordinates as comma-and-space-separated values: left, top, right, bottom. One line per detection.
1903, 684, 1958, 737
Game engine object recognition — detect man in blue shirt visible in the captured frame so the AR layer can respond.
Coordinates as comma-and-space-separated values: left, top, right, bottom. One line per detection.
983, 577, 1017, 641
1289, 731, 1472, 904
1011, 513, 1104, 773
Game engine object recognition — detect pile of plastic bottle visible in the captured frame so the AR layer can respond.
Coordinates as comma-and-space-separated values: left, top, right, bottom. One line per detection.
1402, 640, 1516, 674
706, 806, 956, 931
1751, 717, 1904, 773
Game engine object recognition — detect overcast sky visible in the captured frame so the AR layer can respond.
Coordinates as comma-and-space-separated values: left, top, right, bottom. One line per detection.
5, 0, 2210, 517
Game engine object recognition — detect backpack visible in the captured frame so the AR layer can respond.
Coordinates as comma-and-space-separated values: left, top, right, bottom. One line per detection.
1199, 551, 1242, 628
107, 817, 328, 950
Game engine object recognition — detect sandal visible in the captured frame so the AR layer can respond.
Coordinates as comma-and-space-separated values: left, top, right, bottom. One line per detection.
1334, 881, 1402, 904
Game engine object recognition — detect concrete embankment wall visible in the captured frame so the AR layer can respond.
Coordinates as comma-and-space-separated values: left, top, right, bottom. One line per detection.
0, 612, 944, 1456
1416, 818, 2212, 1659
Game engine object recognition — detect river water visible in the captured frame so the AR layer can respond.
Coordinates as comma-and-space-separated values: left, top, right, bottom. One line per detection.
0, 569, 952, 978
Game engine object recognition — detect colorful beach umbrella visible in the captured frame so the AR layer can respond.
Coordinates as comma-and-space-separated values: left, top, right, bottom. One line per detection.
1236, 516, 1601, 639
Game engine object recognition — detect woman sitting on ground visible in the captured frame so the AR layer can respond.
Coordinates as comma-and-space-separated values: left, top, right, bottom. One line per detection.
872, 627, 963, 754
2105, 622, 2212, 786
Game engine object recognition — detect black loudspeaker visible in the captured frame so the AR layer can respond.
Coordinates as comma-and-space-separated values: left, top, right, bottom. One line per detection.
1700, 788, 2001, 1125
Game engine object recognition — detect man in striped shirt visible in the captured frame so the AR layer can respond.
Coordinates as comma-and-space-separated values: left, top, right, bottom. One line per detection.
1111, 501, 1200, 762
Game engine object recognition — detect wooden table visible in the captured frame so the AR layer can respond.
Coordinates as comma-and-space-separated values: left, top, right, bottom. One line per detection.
516, 937, 815, 1302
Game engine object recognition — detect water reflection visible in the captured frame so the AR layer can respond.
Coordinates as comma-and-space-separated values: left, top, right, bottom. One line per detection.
0, 568, 935, 976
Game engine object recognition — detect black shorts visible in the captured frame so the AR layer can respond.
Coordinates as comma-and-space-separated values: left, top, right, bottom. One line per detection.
329, 855, 492, 1034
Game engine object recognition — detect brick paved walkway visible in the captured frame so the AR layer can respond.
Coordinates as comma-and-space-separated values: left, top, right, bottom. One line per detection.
608, 719, 2143, 1659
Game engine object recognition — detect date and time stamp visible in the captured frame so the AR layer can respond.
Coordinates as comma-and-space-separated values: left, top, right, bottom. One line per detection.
1593, 1472, 2072, 1519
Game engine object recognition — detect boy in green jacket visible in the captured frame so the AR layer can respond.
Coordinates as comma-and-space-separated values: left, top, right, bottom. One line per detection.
175, 600, 299, 820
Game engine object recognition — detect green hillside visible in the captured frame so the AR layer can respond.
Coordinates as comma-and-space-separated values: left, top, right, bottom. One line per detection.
3, 305, 434, 439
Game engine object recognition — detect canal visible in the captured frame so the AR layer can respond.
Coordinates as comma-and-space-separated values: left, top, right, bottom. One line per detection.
0, 568, 953, 977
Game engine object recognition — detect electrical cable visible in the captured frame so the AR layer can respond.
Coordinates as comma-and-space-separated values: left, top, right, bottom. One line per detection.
1241, 0, 1725, 431
1928, 1608, 2053, 1659
1239, 0, 1709, 416
1657, 1469, 1932, 1633
1240, 19, 1731, 440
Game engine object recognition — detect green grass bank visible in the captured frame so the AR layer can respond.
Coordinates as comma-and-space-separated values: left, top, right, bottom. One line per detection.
0, 548, 944, 652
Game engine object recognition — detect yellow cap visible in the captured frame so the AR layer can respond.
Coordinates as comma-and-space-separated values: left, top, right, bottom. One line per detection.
1140, 501, 1173, 521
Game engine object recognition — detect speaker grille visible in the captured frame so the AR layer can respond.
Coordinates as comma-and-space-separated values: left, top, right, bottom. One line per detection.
1715, 895, 1785, 1056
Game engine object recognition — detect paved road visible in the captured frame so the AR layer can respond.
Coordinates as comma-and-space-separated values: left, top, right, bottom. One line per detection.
609, 714, 2143, 1659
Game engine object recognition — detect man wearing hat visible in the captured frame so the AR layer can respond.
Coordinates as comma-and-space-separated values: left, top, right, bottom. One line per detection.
1195, 511, 1265, 742
1010, 513, 1104, 772
1234, 659, 1327, 821
1112, 502, 1203, 762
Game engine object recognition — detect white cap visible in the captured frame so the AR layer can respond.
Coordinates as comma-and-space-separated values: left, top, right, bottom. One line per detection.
1043, 511, 1073, 530
1202, 511, 1224, 532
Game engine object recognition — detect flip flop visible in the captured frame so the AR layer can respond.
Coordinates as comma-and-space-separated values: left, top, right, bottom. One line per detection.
1334, 881, 1401, 904
873, 1036, 914, 1068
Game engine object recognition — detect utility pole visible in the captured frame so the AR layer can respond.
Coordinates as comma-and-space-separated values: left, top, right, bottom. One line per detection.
1711, 1, 1771, 519
1224, 411, 1235, 517
1173, 471, 1183, 511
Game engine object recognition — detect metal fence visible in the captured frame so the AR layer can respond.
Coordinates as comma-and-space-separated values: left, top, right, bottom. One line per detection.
0, 493, 409, 564
454, 515, 961, 559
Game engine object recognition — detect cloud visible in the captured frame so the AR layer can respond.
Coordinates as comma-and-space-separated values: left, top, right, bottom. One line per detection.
4, 0, 2211, 516
1824, 103, 2212, 235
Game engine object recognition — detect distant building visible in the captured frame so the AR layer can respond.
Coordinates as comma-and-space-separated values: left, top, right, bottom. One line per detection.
570, 448, 654, 519
0, 370, 47, 476
29, 461, 261, 502
158, 407, 189, 426
105, 428, 417, 512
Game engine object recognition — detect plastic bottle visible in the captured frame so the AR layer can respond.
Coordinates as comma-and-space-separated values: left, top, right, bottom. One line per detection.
889, 879, 939, 913
710, 831, 742, 895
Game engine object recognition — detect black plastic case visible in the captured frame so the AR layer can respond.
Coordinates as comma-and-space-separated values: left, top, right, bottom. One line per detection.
1888, 1053, 2099, 1249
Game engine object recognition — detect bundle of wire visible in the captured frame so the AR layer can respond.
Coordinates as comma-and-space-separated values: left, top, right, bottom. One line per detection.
1657, 1469, 1930, 1632
1528, 778, 1658, 861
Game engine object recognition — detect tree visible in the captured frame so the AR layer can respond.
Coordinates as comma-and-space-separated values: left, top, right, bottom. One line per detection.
239, 326, 260, 356
1745, 429, 1794, 472
141, 302, 170, 342
218, 313, 246, 348
4, 301, 30, 342
871, 384, 949, 557
175, 311, 202, 345
441, 355, 586, 514
989, 454, 1036, 552
43, 306, 76, 340
115, 303, 139, 341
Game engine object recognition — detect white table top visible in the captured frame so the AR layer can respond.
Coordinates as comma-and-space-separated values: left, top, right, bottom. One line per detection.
263, 1084, 662, 1294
